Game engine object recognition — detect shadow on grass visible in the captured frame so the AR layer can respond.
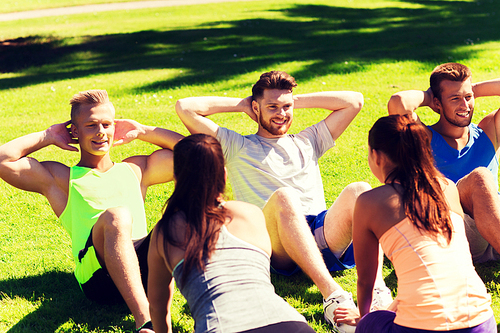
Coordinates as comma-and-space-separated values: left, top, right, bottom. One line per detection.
271, 271, 322, 304
474, 261, 500, 330
0, 271, 133, 333
0, 1, 499, 91
475, 260, 500, 284
271, 271, 325, 324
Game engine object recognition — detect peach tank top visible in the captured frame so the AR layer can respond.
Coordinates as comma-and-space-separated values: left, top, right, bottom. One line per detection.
379, 212, 493, 330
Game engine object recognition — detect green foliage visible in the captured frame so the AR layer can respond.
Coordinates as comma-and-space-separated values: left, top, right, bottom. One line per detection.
1, 0, 500, 332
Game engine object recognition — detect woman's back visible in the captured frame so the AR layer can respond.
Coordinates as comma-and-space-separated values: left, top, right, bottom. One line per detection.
149, 134, 315, 333
346, 115, 495, 333
174, 221, 306, 332
380, 210, 492, 330
353, 179, 493, 331
166, 200, 309, 333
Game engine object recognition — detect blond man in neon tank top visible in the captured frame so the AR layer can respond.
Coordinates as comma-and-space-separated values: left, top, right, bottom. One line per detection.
0, 90, 183, 333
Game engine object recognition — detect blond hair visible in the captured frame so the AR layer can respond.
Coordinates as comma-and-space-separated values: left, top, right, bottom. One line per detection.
70, 90, 110, 123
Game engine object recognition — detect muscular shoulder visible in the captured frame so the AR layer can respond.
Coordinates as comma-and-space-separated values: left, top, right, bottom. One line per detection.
478, 108, 500, 150
38, 161, 70, 216
40, 161, 70, 191
122, 158, 144, 178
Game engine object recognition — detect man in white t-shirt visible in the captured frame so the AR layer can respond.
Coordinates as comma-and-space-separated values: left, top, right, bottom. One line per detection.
176, 71, 391, 333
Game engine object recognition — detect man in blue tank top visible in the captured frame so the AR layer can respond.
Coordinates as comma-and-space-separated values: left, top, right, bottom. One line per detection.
388, 62, 500, 264
0, 90, 183, 333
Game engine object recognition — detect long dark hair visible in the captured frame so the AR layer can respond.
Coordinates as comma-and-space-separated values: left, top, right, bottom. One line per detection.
157, 134, 227, 284
369, 115, 453, 242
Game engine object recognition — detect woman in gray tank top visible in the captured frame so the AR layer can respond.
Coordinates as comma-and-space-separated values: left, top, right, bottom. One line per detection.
148, 134, 316, 333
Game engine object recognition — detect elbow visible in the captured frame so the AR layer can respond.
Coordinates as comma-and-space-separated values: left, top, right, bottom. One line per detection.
175, 99, 196, 129
353, 92, 364, 113
387, 94, 404, 115
0, 157, 11, 179
343, 91, 363, 115
357, 278, 375, 291
175, 99, 188, 117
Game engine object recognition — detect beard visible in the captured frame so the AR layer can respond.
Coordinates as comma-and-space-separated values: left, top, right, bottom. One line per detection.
442, 105, 474, 128
259, 112, 292, 136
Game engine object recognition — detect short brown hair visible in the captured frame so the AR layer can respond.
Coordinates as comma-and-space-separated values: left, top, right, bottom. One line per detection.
251, 71, 297, 101
70, 90, 110, 123
430, 63, 471, 101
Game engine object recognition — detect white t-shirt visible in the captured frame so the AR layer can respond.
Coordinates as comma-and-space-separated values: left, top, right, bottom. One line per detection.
217, 120, 334, 215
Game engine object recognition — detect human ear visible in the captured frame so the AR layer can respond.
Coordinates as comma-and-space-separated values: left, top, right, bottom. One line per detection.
433, 97, 442, 114
251, 100, 260, 117
70, 123, 79, 138
370, 148, 382, 166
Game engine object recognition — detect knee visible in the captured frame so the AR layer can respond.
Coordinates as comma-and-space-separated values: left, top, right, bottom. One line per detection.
264, 187, 303, 226
342, 181, 372, 200
99, 207, 133, 234
458, 167, 496, 194
468, 167, 495, 186
268, 187, 302, 210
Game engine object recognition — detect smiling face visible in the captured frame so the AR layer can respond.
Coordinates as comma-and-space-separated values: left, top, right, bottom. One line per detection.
436, 78, 474, 128
72, 102, 115, 157
253, 89, 294, 138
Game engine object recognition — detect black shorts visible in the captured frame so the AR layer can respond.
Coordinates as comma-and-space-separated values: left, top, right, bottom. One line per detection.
79, 230, 151, 305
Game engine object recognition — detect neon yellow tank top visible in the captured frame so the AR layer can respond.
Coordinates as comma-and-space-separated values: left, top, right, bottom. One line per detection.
59, 163, 147, 262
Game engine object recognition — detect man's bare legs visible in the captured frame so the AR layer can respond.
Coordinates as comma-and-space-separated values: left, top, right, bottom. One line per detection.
92, 207, 153, 333
263, 182, 372, 299
324, 182, 387, 289
457, 167, 500, 256
264, 187, 343, 299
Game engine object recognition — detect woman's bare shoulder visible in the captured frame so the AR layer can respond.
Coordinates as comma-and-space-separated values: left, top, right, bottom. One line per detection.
355, 185, 406, 238
223, 201, 271, 255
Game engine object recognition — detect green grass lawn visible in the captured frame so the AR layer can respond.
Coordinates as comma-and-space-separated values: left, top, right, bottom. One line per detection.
0, 0, 500, 332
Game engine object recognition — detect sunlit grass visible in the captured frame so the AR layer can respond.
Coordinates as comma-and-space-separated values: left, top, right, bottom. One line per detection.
1, 0, 499, 332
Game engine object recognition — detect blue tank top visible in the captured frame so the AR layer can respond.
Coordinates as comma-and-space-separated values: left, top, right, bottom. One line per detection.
173, 226, 306, 333
428, 124, 498, 189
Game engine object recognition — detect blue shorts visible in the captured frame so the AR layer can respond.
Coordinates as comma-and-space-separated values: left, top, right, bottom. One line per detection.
356, 311, 497, 333
271, 210, 355, 276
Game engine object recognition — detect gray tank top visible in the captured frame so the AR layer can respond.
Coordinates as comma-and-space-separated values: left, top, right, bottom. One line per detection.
173, 226, 306, 333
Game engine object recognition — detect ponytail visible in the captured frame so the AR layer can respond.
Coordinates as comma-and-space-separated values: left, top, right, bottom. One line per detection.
156, 134, 227, 286
369, 115, 453, 242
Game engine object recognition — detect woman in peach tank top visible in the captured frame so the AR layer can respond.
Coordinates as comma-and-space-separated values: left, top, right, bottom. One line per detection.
335, 115, 495, 332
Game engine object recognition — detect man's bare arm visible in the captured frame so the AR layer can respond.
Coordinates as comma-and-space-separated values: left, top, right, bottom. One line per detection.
118, 120, 183, 189
113, 119, 183, 150
387, 89, 439, 124
175, 96, 254, 136
0, 122, 74, 216
473, 78, 500, 149
293, 91, 364, 141
473, 78, 500, 98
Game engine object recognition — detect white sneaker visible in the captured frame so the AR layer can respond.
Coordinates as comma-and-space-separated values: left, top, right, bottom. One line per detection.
323, 289, 357, 333
370, 285, 393, 311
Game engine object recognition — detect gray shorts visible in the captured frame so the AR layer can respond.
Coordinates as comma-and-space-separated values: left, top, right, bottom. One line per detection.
464, 213, 500, 263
